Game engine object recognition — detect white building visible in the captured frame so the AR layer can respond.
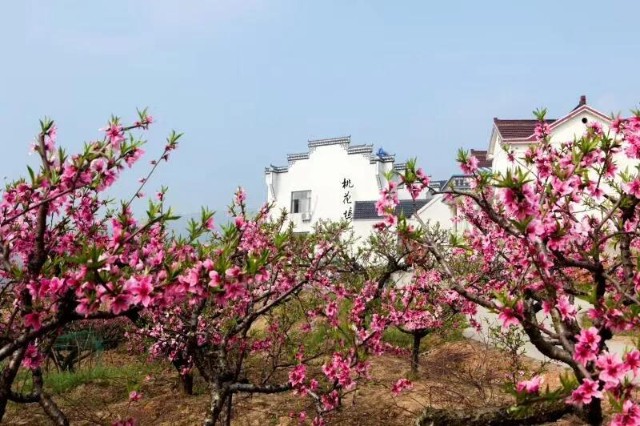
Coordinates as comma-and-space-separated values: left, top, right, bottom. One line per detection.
488, 95, 612, 174
415, 96, 617, 233
264, 136, 431, 239
265, 96, 617, 240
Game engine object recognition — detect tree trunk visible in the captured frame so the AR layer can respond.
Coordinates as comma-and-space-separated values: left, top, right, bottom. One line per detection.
0, 347, 26, 422
224, 393, 232, 426
411, 333, 422, 374
203, 384, 229, 426
579, 398, 603, 426
172, 359, 194, 395
34, 368, 69, 426
38, 393, 69, 425
181, 372, 194, 395
410, 330, 429, 374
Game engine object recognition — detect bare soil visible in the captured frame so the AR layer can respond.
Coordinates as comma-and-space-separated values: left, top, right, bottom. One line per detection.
5, 340, 586, 425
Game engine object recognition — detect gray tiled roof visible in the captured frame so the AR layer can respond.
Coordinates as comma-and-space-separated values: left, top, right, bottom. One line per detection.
266, 136, 399, 174
353, 198, 431, 220
347, 144, 373, 155
265, 165, 289, 174
308, 136, 351, 147
287, 152, 310, 162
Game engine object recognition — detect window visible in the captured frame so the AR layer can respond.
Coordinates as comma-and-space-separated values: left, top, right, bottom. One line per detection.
291, 191, 311, 214
453, 177, 470, 189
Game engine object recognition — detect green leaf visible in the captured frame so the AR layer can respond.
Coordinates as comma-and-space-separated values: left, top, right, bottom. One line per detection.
26, 166, 35, 183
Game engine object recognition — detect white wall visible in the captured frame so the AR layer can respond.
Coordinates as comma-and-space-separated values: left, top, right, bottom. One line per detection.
416, 194, 455, 231
266, 142, 394, 233
414, 193, 474, 236
351, 219, 379, 244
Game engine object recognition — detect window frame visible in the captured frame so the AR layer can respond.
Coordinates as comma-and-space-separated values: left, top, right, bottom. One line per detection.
290, 190, 311, 214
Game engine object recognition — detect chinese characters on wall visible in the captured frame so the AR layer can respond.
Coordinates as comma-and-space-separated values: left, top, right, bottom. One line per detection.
341, 177, 354, 220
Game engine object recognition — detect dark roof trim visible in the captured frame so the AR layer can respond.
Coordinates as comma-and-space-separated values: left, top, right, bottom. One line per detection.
266, 136, 401, 174
372, 154, 395, 164
265, 165, 288, 174
287, 152, 310, 162
347, 144, 373, 155
393, 162, 406, 171
353, 198, 430, 220
308, 136, 351, 148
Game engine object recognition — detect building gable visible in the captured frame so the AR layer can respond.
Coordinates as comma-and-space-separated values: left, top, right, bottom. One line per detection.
487, 96, 612, 171
547, 106, 611, 144
265, 136, 406, 233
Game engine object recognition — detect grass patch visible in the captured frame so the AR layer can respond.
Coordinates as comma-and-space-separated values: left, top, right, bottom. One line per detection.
46, 363, 153, 394
13, 359, 160, 396
382, 316, 467, 349
382, 328, 415, 348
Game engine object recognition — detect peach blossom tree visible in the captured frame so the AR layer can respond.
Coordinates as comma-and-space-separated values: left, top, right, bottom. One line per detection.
378, 112, 640, 425
0, 111, 185, 425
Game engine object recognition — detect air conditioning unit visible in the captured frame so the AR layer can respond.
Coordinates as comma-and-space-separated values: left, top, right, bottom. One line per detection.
301, 212, 312, 222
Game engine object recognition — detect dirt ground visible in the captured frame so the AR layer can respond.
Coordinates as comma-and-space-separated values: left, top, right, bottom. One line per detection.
5, 340, 587, 425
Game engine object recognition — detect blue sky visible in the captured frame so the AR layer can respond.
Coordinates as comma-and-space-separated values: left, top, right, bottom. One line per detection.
1, 1, 639, 219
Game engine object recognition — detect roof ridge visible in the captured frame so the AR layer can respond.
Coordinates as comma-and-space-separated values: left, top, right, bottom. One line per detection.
494, 118, 556, 123
307, 136, 351, 147
347, 144, 373, 155
287, 152, 310, 162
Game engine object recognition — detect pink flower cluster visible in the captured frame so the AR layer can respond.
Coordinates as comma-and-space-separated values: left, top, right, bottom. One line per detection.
322, 353, 356, 391
376, 112, 640, 423
375, 181, 399, 228
574, 327, 601, 365
516, 376, 542, 394
391, 378, 413, 396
